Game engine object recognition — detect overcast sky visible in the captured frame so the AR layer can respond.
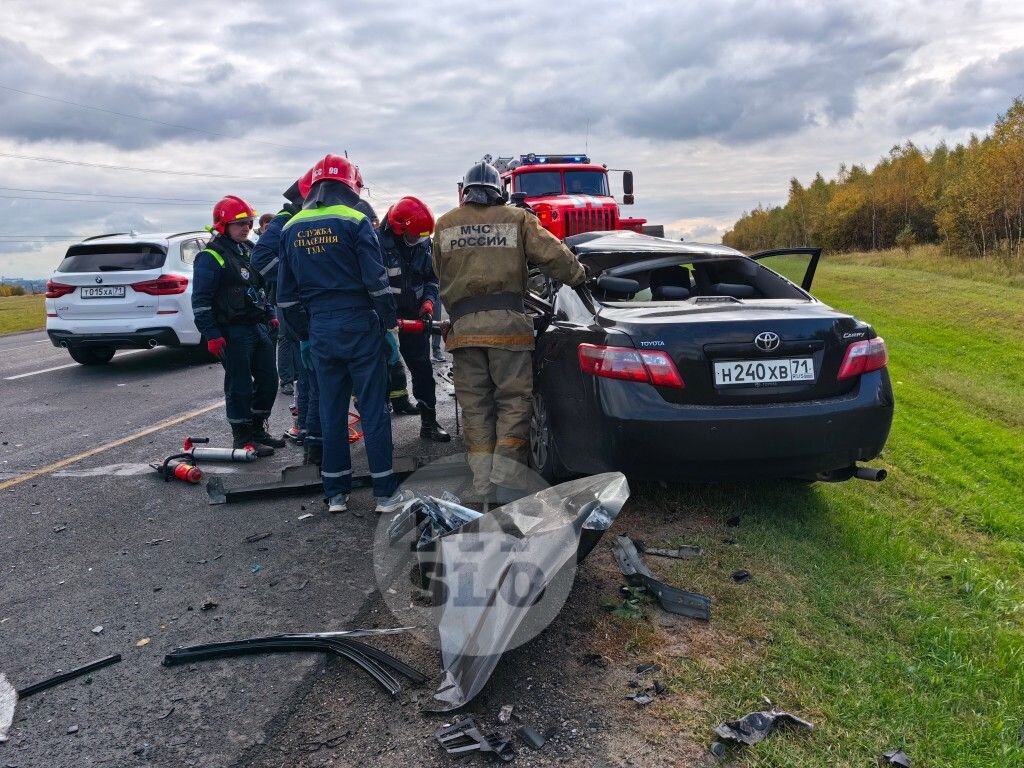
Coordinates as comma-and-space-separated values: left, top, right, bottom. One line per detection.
1, 0, 1022, 278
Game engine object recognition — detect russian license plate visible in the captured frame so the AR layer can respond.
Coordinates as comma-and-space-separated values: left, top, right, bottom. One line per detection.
713, 358, 815, 387
80, 286, 126, 299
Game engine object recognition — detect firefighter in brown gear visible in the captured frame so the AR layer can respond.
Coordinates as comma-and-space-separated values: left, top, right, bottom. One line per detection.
433, 161, 586, 501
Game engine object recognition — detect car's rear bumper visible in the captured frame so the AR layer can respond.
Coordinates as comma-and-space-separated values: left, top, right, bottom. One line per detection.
47, 327, 184, 350
561, 370, 894, 480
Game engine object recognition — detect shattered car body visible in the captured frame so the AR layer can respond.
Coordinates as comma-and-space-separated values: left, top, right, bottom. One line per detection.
527, 231, 894, 482
376, 472, 630, 712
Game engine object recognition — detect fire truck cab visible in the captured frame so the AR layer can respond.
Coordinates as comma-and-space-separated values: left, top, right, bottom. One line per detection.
469, 154, 648, 240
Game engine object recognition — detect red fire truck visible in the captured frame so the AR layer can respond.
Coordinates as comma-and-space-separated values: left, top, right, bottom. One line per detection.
461, 153, 657, 240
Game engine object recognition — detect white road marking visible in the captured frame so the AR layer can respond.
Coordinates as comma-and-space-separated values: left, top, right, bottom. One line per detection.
4, 349, 149, 380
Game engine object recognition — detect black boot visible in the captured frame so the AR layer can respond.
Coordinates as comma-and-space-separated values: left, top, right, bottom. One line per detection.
251, 417, 286, 448
391, 395, 420, 416
304, 436, 323, 466
231, 423, 253, 449
419, 406, 451, 442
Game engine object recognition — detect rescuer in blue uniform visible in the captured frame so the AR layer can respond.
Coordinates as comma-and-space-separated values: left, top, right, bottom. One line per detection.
191, 195, 284, 451
379, 197, 450, 442
251, 180, 304, 397
277, 154, 401, 514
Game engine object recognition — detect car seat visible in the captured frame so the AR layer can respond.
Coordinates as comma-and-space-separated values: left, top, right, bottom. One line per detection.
649, 266, 692, 300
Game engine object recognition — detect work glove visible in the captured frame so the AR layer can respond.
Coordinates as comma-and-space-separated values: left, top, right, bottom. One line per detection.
385, 327, 401, 366
299, 340, 313, 370
418, 300, 434, 323
207, 337, 227, 359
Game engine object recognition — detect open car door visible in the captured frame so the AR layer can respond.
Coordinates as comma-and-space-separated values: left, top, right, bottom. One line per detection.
749, 247, 822, 292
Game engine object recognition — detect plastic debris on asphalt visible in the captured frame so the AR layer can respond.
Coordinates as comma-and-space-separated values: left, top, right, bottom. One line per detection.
435, 718, 514, 762
612, 536, 711, 621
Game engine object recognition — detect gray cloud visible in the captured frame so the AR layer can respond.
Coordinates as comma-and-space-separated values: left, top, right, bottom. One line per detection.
0, 36, 303, 150
896, 46, 1024, 132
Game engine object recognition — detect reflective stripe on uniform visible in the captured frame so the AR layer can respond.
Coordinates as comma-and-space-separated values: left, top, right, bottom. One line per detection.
446, 334, 535, 349
497, 437, 528, 449
194, 305, 213, 313
370, 469, 393, 478
201, 248, 225, 267
387, 286, 402, 294
369, 287, 390, 297
258, 256, 279, 276
321, 469, 353, 478
387, 267, 402, 276
277, 300, 299, 308
282, 204, 366, 230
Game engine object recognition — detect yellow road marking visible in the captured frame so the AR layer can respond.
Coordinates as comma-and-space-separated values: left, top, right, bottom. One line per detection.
0, 400, 224, 492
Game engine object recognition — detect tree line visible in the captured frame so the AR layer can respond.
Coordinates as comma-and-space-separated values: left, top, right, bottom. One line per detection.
0, 284, 28, 297
722, 98, 1024, 260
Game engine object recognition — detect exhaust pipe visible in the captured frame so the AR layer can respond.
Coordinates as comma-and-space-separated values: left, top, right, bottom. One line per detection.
147, 338, 158, 348
854, 465, 887, 482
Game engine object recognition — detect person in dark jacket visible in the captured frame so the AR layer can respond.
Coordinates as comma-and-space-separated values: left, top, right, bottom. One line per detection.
379, 197, 450, 442
251, 181, 304, 396
191, 195, 284, 451
278, 154, 401, 515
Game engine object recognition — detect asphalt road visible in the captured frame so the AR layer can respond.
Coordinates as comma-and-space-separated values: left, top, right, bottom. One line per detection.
0, 330, 462, 767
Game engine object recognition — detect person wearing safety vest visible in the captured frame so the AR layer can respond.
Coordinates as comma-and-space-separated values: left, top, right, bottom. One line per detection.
277, 154, 401, 515
378, 197, 450, 443
191, 195, 285, 451
433, 161, 585, 501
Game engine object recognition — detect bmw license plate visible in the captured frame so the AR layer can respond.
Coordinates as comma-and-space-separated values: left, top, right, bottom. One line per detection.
714, 358, 815, 387
80, 286, 126, 299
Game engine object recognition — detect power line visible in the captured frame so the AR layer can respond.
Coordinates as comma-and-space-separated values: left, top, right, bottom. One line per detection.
0, 185, 214, 203
0, 194, 281, 207
0, 83, 322, 152
0, 151, 295, 180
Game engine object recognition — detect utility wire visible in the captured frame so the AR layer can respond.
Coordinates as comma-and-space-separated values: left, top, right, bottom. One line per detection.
0, 83, 322, 152
0, 185, 214, 203
0, 194, 281, 206
0, 151, 295, 180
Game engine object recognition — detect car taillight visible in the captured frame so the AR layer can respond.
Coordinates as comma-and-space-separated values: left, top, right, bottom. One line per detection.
837, 337, 888, 380
45, 280, 75, 298
131, 274, 189, 295
577, 343, 685, 389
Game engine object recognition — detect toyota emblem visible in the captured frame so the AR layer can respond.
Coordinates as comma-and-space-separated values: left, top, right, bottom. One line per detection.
95, 277, 103, 284
754, 331, 780, 352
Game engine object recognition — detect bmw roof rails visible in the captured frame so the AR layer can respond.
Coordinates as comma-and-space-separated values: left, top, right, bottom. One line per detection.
166, 230, 210, 239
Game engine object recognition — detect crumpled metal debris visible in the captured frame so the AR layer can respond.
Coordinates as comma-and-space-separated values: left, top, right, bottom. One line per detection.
880, 749, 912, 767
644, 545, 702, 560
714, 709, 814, 746
386, 490, 481, 550
426, 473, 629, 711
435, 717, 514, 762
612, 536, 711, 620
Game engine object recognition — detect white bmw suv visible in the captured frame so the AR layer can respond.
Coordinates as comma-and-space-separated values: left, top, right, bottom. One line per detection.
45, 231, 211, 365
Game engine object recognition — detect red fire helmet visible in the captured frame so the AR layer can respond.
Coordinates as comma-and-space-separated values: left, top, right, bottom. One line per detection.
296, 168, 314, 200
387, 197, 435, 241
212, 195, 256, 234
309, 153, 359, 193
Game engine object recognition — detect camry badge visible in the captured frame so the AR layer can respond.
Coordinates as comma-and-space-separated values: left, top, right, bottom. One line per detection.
95, 276, 103, 284
754, 331, 780, 352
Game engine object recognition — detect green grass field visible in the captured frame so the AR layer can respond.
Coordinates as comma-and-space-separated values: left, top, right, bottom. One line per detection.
0, 294, 45, 334
624, 251, 1024, 766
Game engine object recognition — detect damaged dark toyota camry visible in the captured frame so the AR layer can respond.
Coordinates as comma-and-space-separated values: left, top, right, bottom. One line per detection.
526, 231, 894, 483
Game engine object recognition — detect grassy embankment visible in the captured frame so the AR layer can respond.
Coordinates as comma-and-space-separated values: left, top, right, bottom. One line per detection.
615, 247, 1024, 766
0, 294, 44, 334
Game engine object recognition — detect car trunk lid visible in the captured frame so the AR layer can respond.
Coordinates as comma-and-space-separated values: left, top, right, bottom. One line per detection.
598, 300, 871, 405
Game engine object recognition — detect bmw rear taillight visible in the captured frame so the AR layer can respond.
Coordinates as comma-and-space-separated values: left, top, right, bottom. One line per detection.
577, 343, 685, 389
131, 274, 189, 295
45, 279, 75, 298
837, 337, 888, 380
